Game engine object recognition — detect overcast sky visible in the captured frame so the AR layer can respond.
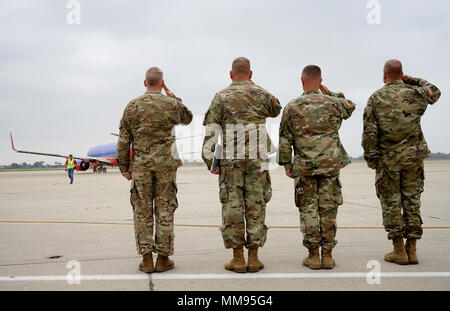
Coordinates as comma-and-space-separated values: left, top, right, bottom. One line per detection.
1, 0, 449, 165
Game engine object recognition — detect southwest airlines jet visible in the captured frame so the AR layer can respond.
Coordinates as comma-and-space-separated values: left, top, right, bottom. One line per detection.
9, 132, 201, 173
10, 132, 117, 173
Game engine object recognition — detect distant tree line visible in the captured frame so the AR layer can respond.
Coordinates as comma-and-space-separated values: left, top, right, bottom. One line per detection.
0, 161, 65, 169
350, 153, 450, 161
429, 152, 450, 160
2, 153, 450, 169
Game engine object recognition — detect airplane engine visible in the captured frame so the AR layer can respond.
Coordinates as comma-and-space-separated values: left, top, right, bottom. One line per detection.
78, 161, 90, 171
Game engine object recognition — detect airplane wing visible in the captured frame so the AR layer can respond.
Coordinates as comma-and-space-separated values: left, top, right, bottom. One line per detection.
10, 132, 111, 164
110, 133, 203, 141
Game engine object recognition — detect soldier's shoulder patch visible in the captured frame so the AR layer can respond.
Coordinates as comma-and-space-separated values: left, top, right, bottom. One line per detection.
125, 99, 137, 109
130, 96, 147, 106
425, 87, 434, 96
368, 90, 383, 103
216, 88, 230, 97
166, 95, 179, 104
288, 97, 303, 107
256, 85, 272, 97
285, 100, 295, 110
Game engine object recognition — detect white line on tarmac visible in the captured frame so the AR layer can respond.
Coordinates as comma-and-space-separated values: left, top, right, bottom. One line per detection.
1, 272, 450, 282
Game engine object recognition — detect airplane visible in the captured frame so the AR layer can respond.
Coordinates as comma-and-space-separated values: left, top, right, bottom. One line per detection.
9, 132, 202, 173
10, 132, 117, 173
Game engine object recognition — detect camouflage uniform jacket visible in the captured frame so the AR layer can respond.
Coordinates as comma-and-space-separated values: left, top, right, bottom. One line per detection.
362, 77, 441, 170
202, 80, 281, 169
278, 90, 355, 177
117, 91, 193, 173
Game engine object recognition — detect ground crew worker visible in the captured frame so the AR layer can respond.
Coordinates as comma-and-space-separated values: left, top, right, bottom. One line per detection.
202, 57, 281, 273
362, 59, 441, 265
65, 154, 75, 184
117, 67, 193, 273
278, 65, 355, 269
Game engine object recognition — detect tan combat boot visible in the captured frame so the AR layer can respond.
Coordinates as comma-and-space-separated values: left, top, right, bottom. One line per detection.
405, 239, 419, 264
224, 247, 247, 273
303, 247, 321, 270
155, 255, 175, 272
321, 248, 336, 269
247, 247, 264, 272
384, 238, 409, 265
139, 253, 154, 274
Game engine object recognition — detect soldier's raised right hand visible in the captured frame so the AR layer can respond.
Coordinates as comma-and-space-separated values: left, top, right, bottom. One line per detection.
319, 84, 330, 95
162, 81, 175, 97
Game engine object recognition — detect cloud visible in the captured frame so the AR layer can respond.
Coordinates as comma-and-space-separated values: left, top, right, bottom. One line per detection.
0, 0, 449, 165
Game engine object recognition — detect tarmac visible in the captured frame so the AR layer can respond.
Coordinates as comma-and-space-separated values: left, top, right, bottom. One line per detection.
0, 161, 449, 291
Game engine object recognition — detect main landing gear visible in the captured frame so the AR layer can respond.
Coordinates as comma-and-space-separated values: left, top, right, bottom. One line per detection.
93, 166, 107, 173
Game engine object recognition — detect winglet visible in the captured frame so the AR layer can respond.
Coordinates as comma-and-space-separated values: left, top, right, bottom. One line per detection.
10, 132, 18, 152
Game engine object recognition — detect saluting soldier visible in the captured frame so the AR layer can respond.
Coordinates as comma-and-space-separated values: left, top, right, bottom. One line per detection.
278, 65, 355, 269
362, 59, 441, 265
117, 67, 193, 273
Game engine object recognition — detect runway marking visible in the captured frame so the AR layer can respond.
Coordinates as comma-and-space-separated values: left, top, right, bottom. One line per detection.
0, 220, 449, 230
1, 272, 450, 282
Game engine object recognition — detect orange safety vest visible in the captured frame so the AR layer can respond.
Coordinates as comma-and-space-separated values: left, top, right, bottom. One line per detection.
67, 158, 75, 169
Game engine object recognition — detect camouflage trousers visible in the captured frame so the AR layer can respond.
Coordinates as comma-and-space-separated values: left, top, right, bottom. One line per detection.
294, 174, 343, 249
375, 161, 424, 240
218, 160, 272, 249
130, 168, 178, 256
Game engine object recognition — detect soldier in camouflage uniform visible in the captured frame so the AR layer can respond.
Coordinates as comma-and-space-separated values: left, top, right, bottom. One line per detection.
278, 65, 355, 269
117, 67, 193, 273
202, 57, 281, 273
362, 59, 440, 265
